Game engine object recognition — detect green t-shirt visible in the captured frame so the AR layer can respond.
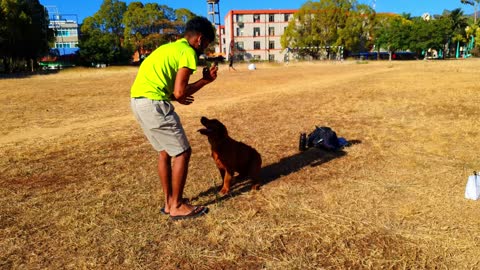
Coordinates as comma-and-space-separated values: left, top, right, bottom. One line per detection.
130, 38, 197, 100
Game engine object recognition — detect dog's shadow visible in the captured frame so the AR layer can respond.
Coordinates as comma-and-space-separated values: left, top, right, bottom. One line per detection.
191, 140, 361, 206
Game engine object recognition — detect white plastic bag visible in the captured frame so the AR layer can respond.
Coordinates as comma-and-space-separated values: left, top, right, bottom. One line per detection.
465, 172, 480, 200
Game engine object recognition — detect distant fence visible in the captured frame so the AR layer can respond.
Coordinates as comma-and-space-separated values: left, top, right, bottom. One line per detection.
286, 46, 344, 62
349, 51, 418, 60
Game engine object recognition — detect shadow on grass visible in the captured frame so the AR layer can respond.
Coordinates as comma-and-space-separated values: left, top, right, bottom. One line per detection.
0, 69, 60, 79
191, 139, 361, 206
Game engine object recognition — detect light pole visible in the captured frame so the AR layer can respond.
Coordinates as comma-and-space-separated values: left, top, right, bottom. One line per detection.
207, 0, 222, 55
461, 0, 479, 24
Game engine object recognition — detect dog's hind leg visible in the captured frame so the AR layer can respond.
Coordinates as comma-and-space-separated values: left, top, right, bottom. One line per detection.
248, 154, 262, 191
217, 168, 226, 192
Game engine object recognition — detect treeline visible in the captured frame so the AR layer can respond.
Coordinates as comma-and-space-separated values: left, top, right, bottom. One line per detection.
0, 0, 196, 73
78, 0, 197, 66
282, 0, 480, 60
1, 0, 478, 73
374, 9, 478, 60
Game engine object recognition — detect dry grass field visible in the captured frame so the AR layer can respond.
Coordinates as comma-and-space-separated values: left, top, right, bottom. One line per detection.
1, 59, 480, 269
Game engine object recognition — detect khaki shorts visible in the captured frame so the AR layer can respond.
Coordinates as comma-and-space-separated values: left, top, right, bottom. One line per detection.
131, 98, 190, 156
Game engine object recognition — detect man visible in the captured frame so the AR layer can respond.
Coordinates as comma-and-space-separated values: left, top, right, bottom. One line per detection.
130, 17, 218, 220
228, 51, 236, 71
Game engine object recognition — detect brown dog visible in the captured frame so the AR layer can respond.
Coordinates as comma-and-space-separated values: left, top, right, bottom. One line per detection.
198, 116, 262, 195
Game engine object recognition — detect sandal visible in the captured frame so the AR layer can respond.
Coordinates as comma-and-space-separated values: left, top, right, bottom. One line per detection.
170, 206, 208, 221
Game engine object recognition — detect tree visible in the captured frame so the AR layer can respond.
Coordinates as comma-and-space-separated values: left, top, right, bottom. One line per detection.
97, 0, 126, 38
282, 0, 355, 59
401, 13, 413, 20
409, 15, 452, 59
97, 0, 127, 60
0, 0, 53, 73
78, 0, 128, 65
374, 14, 411, 60
123, 2, 154, 56
174, 8, 196, 34
79, 1, 197, 65
337, 4, 376, 54
122, 2, 197, 62
448, 8, 468, 43
78, 16, 118, 65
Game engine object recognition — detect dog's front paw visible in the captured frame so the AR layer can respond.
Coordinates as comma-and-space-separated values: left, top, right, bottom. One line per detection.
219, 187, 230, 196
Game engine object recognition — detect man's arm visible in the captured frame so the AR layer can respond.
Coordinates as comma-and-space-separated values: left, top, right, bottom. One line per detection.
173, 65, 218, 103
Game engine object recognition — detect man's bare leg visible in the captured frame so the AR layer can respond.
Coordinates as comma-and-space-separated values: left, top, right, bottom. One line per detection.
158, 151, 172, 212
168, 148, 203, 216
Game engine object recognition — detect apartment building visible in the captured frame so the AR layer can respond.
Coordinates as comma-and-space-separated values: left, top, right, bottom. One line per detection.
49, 17, 79, 54
220, 9, 297, 62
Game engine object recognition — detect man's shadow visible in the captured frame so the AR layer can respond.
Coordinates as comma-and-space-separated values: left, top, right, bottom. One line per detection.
192, 140, 361, 206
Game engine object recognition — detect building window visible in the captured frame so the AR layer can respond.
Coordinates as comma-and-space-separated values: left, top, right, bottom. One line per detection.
253, 14, 260, 23
56, 30, 70, 37
254, 55, 261, 60
236, 14, 243, 22
269, 54, 275, 61
55, 42, 78, 48
269, 14, 275, 22
269, 27, 275, 36
253, 27, 260, 37
235, 41, 244, 50
254, 41, 261, 50
269, 40, 275, 49
236, 28, 244, 36
223, 38, 225, 44
284, 14, 290, 22
55, 28, 78, 37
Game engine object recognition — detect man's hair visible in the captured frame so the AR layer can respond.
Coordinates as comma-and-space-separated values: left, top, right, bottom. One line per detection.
185, 16, 215, 42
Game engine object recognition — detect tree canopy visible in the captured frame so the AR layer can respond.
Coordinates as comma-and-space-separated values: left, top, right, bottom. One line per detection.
79, 0, 197, 65
374, 14, 412, 60
0, 0, 54, 73
337, 4, 376, 54
122, 3, 195, 56
282, 0, 379, 58
282, 0, 479, 60
2, 0, 479, 73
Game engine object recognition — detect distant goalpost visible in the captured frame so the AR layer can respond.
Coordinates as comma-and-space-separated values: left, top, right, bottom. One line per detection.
285, 46, 344, 62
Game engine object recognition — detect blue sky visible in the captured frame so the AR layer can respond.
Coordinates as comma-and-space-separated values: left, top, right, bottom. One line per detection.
39, 0, 474, 23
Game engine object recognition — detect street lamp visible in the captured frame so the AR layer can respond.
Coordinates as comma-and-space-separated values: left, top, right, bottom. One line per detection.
461, 0, 479, 24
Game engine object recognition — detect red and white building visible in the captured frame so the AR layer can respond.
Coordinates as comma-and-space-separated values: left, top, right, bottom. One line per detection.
218, 9, 297, 62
